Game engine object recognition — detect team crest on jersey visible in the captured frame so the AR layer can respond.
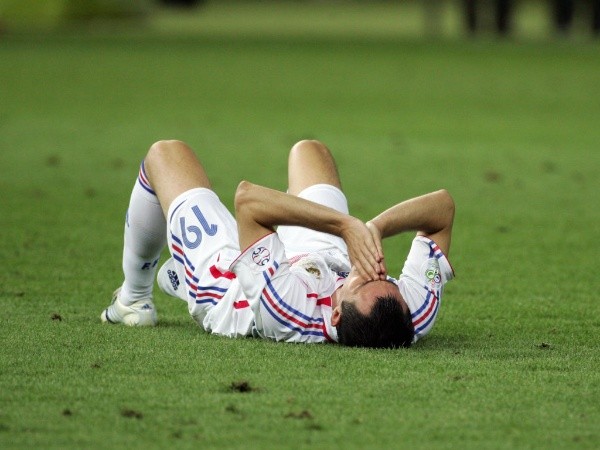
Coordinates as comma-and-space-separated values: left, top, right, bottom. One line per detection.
304, 265, 321, 278
425, 262, 442, 286
252, 247, 271, 266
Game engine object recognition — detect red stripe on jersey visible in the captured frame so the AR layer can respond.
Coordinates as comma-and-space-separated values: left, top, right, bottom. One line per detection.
316, 296, 331, 307
413, 292, 438, 327
321, 323, 334, 342
209, 265, 236, 280
289, 253, 309, 265
196, 290, 224, 300
262, 288, 322, 330
234, 300, 250, 309
171, 243, 184, 256
307, 293, 331, 306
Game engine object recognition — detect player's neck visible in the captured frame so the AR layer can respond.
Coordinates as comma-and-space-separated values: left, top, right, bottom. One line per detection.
331, 287, 342, 309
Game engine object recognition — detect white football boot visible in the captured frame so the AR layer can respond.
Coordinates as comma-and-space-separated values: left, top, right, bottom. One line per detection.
100, 287, 157, 326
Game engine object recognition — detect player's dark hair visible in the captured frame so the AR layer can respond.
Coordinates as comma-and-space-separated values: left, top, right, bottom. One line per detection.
336, 295, 414, 349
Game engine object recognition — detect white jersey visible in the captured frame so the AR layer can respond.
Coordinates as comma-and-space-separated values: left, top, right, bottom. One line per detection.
389, 236, 455, 343
158, 186, 453, 344
232, 234, 454, 344
157, 187, 343, 342
231, 232, 345, 343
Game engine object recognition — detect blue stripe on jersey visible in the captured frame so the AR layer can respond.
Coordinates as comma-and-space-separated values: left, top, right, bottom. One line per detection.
429, 240, 444, 260
170, 234, 196, 271
169, 200, 186, 224
421, 237, 442, 260
171, 236, 197, 269
196, 298, 217, 305
262, 272, 324, 324
259, 297, 324, 337
414, 299, 440, 334
411, 288, 434, 319
183, 252, 195, 272
171, 233, 183, 246
197, 285, 228, 293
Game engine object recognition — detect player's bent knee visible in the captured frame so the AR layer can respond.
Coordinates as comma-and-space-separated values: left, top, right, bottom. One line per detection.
290, 139, 331, 158
148, 139, 188, 155
147, 140, 190, 165
292, 139, 327, 151
144, 140, 196, 184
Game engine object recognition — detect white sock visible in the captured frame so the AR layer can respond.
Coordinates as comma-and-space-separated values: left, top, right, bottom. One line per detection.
120, 161, 166, 305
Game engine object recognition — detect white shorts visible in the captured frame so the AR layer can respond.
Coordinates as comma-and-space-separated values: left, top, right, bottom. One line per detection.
158, 188, 241, 303
277, 183, 349, 257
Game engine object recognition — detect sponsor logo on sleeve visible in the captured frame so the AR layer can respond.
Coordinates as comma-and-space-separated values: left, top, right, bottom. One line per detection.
252, 247, 271, 266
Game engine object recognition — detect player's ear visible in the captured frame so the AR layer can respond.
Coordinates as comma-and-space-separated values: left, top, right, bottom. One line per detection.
331, 306, 341, 327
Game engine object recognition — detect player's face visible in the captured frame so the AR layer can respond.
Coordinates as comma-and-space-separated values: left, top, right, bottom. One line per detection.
338, 267, 404, 316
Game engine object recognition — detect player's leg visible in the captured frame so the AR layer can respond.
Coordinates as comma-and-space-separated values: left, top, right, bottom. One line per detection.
131, 138, 214, 296
146, 141, 243, 331
143, 139, 212, 217
287, 139, 342, 195
277, 140, 349, 258
102, 140, 212, 326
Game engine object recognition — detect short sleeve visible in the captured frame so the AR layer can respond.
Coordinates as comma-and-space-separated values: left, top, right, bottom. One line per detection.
230, 233, 334, 343
398, 236, 455, 342
230, 233, 285, 302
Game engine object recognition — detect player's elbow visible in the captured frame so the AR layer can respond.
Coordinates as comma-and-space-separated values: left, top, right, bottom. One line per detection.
234, 180, 256, 213
436, 189, 455, 227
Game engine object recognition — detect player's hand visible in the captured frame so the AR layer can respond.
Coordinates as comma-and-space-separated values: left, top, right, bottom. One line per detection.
341, 217, 385, 281
366, 220, 387, 279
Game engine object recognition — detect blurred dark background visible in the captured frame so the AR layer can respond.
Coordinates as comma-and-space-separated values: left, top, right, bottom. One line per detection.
1, 0, 599, 39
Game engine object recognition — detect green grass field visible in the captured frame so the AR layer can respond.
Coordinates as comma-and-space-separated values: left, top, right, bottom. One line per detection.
1, 2, 599, 449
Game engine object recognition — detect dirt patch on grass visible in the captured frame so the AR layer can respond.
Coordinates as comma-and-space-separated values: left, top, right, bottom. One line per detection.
285, 410, 313, 420
121, 408, 143, 419
230, 380, 257, 393
484, 170, 502, 183
46, 155, 61, 167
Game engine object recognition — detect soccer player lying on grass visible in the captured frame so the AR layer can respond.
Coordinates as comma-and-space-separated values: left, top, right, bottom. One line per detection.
101, 139, 455, 348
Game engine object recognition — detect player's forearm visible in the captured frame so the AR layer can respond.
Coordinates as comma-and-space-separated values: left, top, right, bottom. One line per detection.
369, 190, 454, 239
235, 180, 354, 236
235, 181, 384, 280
